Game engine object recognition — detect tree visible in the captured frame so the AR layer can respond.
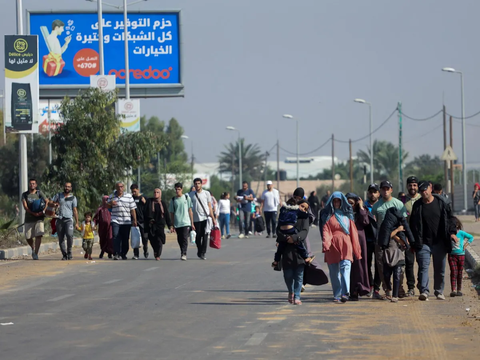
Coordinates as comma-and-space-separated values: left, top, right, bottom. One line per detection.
357, 140, 409, 181
404, 154, 444, 184
45, 88, 163, 213
218, 138, 264, 187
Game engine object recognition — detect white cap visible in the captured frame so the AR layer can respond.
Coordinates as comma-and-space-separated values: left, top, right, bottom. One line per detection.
266, 180, 273, 185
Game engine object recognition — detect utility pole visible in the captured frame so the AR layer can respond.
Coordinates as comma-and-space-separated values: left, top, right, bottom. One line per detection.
398, 102, 403, 191
331, 134, 335, 192
450, 116, 455, 211
443, 105, 448, 187
349, 139, 353, 192
276, 139, 280, 192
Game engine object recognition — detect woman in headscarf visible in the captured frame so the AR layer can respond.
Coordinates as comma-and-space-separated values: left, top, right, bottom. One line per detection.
345, 193, 371, 300
320, 192, 362, 303
94, 195, 114, 259
145, 188, 172, 261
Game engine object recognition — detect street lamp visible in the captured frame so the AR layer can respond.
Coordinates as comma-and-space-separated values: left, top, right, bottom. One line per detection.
181, 135, 194, 176
354, 99, 373, 184
282, 114, 299, 188
226, 126, 242, 188
442, 67, 467, 211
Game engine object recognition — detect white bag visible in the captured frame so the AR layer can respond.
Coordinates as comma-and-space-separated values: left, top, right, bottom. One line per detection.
190, 230, 196, 244
131, 226, 141, 249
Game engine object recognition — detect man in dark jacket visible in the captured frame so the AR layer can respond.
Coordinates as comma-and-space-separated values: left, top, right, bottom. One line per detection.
410, 181, 457, 301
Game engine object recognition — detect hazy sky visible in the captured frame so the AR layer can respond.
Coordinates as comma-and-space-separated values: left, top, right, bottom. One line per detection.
2, 0, 480, 168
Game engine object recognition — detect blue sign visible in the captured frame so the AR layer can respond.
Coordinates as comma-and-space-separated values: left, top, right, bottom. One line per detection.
28, 12, 180, 87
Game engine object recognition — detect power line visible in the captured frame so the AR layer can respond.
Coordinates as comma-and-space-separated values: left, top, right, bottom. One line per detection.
280, 137, 331, 156
447, 109, 480, 120
402, 109, 442, 121
403, 123, 443, 144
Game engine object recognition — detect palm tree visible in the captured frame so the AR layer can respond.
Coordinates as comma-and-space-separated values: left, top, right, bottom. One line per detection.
357, 140, 409, 181
218, 138, 264, 186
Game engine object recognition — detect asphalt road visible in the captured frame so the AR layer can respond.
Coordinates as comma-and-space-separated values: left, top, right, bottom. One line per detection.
1, 228, 480, 360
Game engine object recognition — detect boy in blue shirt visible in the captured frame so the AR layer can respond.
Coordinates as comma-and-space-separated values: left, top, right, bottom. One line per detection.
448, 217, 474, 297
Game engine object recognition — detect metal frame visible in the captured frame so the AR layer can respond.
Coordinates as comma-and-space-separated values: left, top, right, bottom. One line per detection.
26, 9, 184, 98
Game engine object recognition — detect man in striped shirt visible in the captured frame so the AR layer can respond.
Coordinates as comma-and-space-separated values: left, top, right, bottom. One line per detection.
107, 181, 137, 260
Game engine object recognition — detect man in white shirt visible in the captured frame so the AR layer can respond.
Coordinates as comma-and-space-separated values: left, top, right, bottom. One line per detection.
260, 181, 281, 238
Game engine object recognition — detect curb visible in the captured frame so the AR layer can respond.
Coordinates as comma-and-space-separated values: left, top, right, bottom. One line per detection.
465, 246, 480, 270
0, 237, 84, 260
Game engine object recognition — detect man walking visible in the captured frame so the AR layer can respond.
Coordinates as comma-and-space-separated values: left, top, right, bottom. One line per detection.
372, 180, 407, 299
364, 183, 381, 297
169, 182, 195, 260
402, 176, 421, 297
236, 181, 255, 238
21, 178, 48, 260
189, 178, 216, 260
130, 184, 148, 259
260, 180, 280, 238
320, 190, 331, 209
107, 181, 137, 260
52, 182, 79, 260
410, 181, 457, 301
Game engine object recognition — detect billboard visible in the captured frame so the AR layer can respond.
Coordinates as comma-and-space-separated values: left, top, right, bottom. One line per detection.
28, 11, 183, 98
116, 99, 140, 132
4, 35, 40, 134
38, 100, 63, 135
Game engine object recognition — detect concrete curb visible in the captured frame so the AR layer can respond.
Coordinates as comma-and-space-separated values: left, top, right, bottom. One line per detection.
0, 237, 85, 260
465, 246, 480, 270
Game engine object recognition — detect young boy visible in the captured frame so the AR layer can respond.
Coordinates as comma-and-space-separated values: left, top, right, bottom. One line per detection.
272, 199, 314, 269
253, 205, 265, 235
78, 212, 96, 260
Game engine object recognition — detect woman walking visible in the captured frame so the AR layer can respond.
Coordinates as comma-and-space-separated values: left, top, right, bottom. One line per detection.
473, 183, 480, 222
276, 198, 311, 305
145, 188, 172, 260
345, 193, 371, 300
218, 192, 231, 239
94, 195, 113, 259
320, 192, 362, 303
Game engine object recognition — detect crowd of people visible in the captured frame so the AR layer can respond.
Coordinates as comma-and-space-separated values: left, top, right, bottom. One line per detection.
20, 176, 475, 305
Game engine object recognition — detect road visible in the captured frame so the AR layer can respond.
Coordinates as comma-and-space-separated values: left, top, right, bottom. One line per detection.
1, 228, 480, 360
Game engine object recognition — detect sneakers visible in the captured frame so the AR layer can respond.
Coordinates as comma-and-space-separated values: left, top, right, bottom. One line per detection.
226, 234, 231, 239
373, 291, 382, 300
273, 234, 277, 238
239, 234, 245, 239
32, 252, 39, 260
132, 256, 139, 260
266, 235, 271, 238
113, 255, 119, 260
418, 293, 429, 301
221, 235, 225, 239
181, 255, 187, 261
200, 255, 206, 260
62, 254, 68, 261
340, 295, 348, 303
391, 297, 399, 303
456, 291, 463, 296
121, 255, 128, 260
450, 291, 456, 297
144, 251, 149, 259
301, 285, 306, 293
436, 293, 446, 300
248, 231, 253, 235
405, 289, 415, 297
67, 254, 73, 260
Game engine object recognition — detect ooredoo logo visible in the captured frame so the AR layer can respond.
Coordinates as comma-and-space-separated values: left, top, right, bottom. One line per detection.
108, 66, 173, 80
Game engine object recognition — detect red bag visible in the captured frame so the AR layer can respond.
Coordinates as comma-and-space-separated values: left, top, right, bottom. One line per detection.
209, 227, 221, 249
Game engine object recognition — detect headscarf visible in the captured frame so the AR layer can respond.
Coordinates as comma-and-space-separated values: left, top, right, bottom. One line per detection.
151, 188, 164, 215
293, 187, 305, 199
320, 191, 353, 235
475, 183, 480, 190
101, 195, 109, 208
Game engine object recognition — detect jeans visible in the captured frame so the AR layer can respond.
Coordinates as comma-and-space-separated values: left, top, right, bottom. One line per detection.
328, 260, 352, 299
194, 220, 208, 257
218, 213, 230, 236
383, 264, 404, 297
264, 211, 277, 236
239, 210, 252, 235
56, 218, 74, 256
416, 243, 447, 295
475, 204, 480, 220
366, 241, 381, 291
112, 223, 132, 257
283, 265, 305, 300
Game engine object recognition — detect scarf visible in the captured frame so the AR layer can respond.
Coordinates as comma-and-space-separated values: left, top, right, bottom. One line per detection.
320, 191, 353, 234
151, 197, 164, 216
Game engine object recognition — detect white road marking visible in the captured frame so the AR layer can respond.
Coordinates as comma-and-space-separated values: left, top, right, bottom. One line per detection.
103, 279, 121, 284
144, 267, 159, 272
47, 294, 74, 302
267, 320, 282, 324
175, 282, 190, 289
245, 333, 268, 346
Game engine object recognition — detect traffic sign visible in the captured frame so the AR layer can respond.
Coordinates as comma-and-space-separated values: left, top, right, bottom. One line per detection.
441, 146, 457, 161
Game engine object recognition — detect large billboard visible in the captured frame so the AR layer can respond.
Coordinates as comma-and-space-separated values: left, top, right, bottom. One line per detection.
4, 35, 40, 134
28, 11, 183, 98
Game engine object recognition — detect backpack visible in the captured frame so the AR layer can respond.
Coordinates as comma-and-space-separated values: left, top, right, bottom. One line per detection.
30, 191, 46, 213
172, 195, 189, 212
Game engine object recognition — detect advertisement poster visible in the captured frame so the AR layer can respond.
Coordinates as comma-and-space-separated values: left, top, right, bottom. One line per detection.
116, 99, 140, 132
38, 99, 63, 135
4, 35, 39, 134
28, 12, 181, 93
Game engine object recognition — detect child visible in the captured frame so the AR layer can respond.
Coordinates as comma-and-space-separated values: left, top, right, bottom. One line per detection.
272, 199, 314, 269
449, 217, 474, 297
78, 212, 97, 260
253, 205, 265, 235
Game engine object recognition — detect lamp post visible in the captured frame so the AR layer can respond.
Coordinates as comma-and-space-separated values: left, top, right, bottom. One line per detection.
181, 135, 194, 177
354, 99, 373, 184
442, 67, 467, 211
226, 126, 242, 189
283, 114, 299, 188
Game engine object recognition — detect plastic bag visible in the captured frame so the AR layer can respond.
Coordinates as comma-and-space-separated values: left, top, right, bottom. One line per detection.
209, 227, 221, 249
131, 226, 141, 249
190, 230, 196, 244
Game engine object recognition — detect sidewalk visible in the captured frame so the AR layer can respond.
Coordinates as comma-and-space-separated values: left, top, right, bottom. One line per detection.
457, 215, 480, 271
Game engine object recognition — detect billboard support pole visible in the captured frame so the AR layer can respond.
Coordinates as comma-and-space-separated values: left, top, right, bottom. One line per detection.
123, 0, 133, 190
98, 0, 104, 75
48, 99, 52, 164
17, 0, 28, 228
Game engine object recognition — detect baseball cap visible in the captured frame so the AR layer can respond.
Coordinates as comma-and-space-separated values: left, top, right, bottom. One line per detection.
380, 180, 393, 189
406, 176, 418, 184
266, 180, 273, 185
418, 181, 430, 192
368, 183, 379, 192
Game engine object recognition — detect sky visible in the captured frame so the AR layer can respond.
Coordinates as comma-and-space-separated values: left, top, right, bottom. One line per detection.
1, 0, 480, 168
